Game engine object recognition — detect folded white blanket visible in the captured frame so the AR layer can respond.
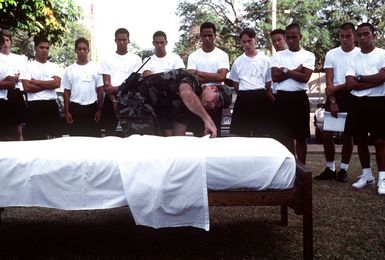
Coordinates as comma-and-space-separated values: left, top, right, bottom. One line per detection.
117, 135, 209, 230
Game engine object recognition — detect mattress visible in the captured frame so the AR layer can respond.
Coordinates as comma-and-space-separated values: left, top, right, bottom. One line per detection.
0, 135, 295, 211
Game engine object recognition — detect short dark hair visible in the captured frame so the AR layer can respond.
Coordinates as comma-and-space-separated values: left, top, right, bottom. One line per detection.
0, 31, 4, 46
340, 22, 355, 31
153, 31, 167, 41
240, 27, 256, 39
270, 28, 285, 38
200, 22, 216, 35
285, 23, 301, 33
1, 29, 11, 41
75, 37, 89, 49
115, 28, 129, 38
357, 22, 375, 34
34, 35, 49, 47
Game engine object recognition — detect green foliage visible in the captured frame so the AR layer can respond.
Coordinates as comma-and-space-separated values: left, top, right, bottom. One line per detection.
0, 0, 82, 45
175, 0, 246, 64
49, 22, 91, 66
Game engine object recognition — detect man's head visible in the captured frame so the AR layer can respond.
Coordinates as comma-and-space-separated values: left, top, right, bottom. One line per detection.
200, 22, 216, 51
270, 28, 286, 52
1, 29, 12, 54
285, 23, 302, 51
339, 22, 355, 51
152, 31, 167, 56
356, 22, 375, 52
240, 28, 257, 55
115, 28, 129, 54
34, 35, 50, 62
200, 85, 232, 111
75, 37, 90, 63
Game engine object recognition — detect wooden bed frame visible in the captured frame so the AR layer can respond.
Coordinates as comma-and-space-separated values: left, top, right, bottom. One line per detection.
0, 162, 312, 259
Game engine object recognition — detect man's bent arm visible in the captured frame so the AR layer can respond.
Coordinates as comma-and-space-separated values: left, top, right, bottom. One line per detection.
179, 82, 217, 137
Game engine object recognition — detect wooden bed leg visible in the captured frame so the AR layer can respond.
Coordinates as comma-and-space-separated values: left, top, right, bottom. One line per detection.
280, 206, 288, 226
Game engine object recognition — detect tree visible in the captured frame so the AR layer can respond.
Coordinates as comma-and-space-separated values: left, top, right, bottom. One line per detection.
49, 22, 91, 66
175, 0, 246, 63
0, 0, 82, 45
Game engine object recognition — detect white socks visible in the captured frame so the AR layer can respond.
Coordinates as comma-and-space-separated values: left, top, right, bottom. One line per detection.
326, 161, 336, 171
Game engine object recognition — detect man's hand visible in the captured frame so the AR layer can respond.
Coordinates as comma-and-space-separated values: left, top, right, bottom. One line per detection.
94, 109, 102, 123
330, 102, 339, 118
203, 117, 217, 138
65, 112, 74, 124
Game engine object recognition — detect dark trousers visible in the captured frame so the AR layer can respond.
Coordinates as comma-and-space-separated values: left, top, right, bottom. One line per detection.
68, 101, 100, 137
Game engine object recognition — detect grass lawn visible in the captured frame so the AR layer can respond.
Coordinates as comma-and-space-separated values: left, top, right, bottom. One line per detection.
0, 153, 384, 259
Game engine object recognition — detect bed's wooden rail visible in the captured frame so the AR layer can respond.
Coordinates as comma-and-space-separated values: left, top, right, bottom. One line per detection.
208, 161, 313, 260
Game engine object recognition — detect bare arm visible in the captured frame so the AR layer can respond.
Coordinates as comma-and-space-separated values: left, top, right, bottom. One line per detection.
188, 68, 228, 84
358, 67, 385, 85
346, 75, 378, 91
31, 76, 61, 90
179, 82, 217, 137
0, 76, 15, 89
21, 79, 45, 93
142, 70, 152, 77
102, 74, 119, 96
64, 89, 73, 124
272, 65, 312, 83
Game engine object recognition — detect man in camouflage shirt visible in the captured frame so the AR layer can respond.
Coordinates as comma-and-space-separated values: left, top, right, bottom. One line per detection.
117, 69, 232, 138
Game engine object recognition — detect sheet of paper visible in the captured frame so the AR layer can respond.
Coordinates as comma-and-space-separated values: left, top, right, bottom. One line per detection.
323, 112, 347, 132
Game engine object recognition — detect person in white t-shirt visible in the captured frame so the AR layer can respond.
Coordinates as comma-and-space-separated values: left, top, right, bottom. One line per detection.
20, 36, 62, 140
0, 29, 28, 140
345, 23, 385, 195
98, 28, 142, 135
62, 37, 104, 137
0, 31, 16, 140
314, 23, 359, 182
271, 23, 315, 165
187, 22, 230, 136
229, 27, 273, 137
142, 30, 185, 136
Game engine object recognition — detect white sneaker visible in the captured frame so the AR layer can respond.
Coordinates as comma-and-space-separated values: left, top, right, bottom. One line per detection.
378, 178, 385, 195
352, 175, 375, 189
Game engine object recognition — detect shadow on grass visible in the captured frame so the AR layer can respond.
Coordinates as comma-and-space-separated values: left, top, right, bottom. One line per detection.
0, 206, 304, 259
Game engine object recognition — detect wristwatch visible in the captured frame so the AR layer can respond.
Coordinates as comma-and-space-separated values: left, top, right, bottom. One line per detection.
356, 75, 363, 82
283, 68, 289, 74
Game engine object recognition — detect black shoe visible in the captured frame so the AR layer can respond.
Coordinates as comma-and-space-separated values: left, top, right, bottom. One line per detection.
314, 167, 336, 180
336, 169, 348, 182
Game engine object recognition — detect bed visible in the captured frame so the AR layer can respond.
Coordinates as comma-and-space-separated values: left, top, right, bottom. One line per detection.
0, 135, 312, 259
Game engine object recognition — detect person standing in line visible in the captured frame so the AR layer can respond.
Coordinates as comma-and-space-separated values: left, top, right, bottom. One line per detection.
187, 22, 230, 137
314, 23, 359, 182
228, 27, 273, 137
98, 28, 142, 136
0, 31, 16, 140
345, 23, 385, 195
271, 28, 287, 53
271, 23, 315, 164
62, 37, 104, 137
142, 30, 185, 136
20, 36, 62, 140
0, 29, 28, 140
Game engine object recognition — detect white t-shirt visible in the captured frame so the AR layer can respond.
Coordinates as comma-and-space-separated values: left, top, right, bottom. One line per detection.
0, 52, 28, 90
0, 57, 14, 100
229, 52, 271, 91
142, 53, 185, 73
345, 47, 385, 97
271, 49, 315, 91
187, 47, 229, 85
62, 62, 103, 105
19, 60, 62, 101
324, 46, 360, 86
98, 52, 142, 87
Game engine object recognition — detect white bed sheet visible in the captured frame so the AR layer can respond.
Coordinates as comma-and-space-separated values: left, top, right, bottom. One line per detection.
0, 135, 296, 230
